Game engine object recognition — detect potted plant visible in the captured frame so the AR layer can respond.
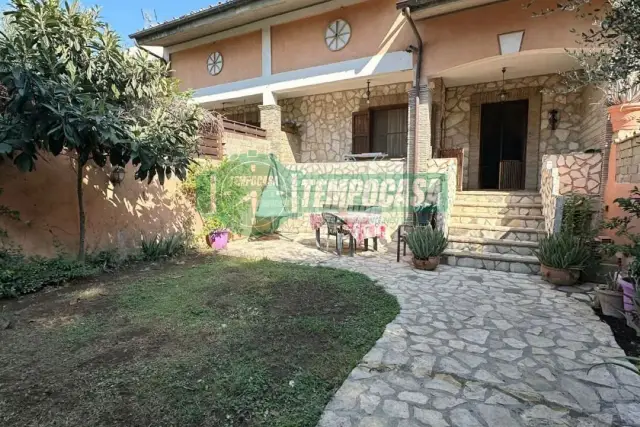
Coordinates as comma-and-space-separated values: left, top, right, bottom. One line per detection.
207, 228, 230, 250
534, 232, 591, 286
405, 225, 448, 271
202, 216, 230, 250
594, 271, 625, 319
606, 76, 640, 133
603, 187, 640, 318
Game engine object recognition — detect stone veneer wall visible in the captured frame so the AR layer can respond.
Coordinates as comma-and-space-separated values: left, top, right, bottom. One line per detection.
579, 85, 607, 151
443, 74, 585, 190
223, 132, 271, 158
280, 83, 412, 163
274, 158, 457, 237
615, 135, 640, 183
540, 152, 603, 234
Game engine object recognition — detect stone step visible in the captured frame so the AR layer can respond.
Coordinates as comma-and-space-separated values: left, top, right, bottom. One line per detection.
443, 249, 540, 275
452, 202, 543, 217
448, 236, 538, 257
455, 191, 542, 205
451, 213, 545, 230
449, 223, 546, 242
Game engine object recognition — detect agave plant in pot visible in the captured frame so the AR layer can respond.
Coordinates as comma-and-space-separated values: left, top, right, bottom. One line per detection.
405, 225, 448, 271
534, 232, 591, 286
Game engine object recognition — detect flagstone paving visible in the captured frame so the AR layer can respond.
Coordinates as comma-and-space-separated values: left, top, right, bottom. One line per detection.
225, 239, 640, 427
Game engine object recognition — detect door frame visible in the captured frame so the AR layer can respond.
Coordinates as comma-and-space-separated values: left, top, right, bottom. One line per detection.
468, 87, 542, 190
478, 99, 529, 190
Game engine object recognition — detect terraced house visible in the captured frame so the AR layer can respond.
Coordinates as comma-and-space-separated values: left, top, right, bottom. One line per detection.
131, 0, 608, 273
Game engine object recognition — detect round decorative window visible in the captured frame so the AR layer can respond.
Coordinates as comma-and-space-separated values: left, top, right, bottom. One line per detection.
325, 19, 351, 51
207, 52, 223, 75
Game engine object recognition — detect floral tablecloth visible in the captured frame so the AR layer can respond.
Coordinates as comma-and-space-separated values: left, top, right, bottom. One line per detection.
309, 212, 386, 244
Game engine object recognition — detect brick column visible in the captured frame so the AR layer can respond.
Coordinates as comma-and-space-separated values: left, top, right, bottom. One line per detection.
259, 104, 296, 164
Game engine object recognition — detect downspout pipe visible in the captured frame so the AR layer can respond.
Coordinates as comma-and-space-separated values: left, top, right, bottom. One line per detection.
401, 7, 423, 220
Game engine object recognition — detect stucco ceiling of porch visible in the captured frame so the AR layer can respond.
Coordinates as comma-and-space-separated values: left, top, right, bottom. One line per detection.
436, 48, 583, 87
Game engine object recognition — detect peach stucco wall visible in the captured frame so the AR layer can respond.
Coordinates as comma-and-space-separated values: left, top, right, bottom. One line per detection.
271, 0, 412, 74
171, 31, 262, 91
0, 155, 201, 257
417, 0, 599, 79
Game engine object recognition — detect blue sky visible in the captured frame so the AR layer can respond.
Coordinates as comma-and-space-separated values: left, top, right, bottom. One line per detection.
3, 0, 218, 46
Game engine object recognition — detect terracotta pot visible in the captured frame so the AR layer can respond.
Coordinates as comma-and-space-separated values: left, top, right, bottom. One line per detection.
413, 256, 440, 271
540, 264, 580, 286
608, 103, 640, 133
596, 287, 625, 319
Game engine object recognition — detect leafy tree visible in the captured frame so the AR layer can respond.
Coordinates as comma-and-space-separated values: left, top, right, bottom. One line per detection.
530, 0, 640, 96
0, 0, 218, 260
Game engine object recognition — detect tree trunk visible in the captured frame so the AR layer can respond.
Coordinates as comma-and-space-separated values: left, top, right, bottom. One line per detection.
76, 161, 86, 262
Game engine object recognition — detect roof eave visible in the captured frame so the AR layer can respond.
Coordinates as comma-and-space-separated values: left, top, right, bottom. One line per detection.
129, 0, 260, 43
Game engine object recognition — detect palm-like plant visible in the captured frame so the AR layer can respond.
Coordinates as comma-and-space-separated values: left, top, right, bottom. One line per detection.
534, 232, 591, 270
405, 226, 448, 260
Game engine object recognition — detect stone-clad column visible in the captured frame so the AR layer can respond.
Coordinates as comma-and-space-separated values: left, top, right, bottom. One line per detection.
407, 85, 433, 175
259, 104, 296, 164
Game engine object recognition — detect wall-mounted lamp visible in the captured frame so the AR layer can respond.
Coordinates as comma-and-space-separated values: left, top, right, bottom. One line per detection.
548, 109, 559, 130
109, 166, 126, 185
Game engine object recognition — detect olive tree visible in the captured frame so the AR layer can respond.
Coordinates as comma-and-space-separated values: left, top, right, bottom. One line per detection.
0, 0, 216, 260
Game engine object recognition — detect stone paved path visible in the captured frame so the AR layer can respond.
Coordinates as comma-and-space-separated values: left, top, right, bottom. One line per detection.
226, 239, 640, 427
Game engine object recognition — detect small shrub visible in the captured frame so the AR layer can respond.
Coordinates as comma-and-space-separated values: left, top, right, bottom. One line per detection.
0, 252, 98, 298
86, 248, 135, 271
405, 226, 448, 260
534, 232, 591, 270
141, 233, 188, 261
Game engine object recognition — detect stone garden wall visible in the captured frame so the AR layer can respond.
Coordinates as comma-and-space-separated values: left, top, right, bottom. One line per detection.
271, 158, 457, 238
223, 132, 271, 158
443, 74, 592, 190
540, 152, 603, 234
279, 83, 412, 163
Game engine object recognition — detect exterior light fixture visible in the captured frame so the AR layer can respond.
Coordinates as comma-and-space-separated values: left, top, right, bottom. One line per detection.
109, 166, 126, 185
499, 67, 507, 102
498, 30, 524, 55
365, 79, 371, 105
548, 109, 559, 130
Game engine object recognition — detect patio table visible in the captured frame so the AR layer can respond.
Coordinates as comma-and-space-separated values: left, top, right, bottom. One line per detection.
310, 212, 386, 251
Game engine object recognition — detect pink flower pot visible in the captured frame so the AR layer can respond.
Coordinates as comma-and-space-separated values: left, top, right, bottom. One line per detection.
207, 230, 229, 250
617, 276, 637, 312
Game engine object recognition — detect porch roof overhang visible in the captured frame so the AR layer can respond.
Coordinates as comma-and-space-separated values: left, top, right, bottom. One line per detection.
396, 0, 505, 19
193, 51, 413, 109
435, 48, 582, 87
129, 0, 366, 48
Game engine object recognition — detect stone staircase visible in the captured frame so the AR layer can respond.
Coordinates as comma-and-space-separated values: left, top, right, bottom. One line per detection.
444, 191, 544, 274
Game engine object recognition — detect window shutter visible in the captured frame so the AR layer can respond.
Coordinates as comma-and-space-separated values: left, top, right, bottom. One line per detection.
352, 111, 370, 154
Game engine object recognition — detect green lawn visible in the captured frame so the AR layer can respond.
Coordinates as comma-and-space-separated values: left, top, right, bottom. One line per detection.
0, 256, 399, 427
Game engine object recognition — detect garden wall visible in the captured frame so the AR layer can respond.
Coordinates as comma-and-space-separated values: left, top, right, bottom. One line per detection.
540, 151, 603, 234
224, 133, 271, 158
0, 128, 280, 257
0, 154, 200, 257
271, 158, 457, 237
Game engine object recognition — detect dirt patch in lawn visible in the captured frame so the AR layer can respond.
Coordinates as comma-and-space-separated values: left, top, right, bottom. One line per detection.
0, 256, 398, 427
